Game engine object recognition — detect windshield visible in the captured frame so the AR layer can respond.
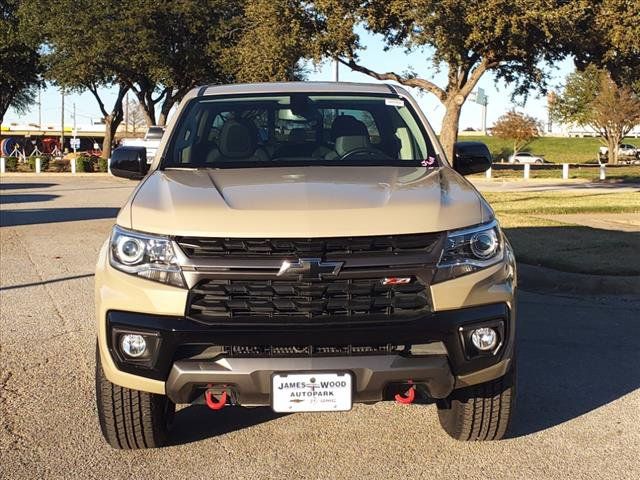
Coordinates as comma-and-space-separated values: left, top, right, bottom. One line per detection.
163, 93, 437, 168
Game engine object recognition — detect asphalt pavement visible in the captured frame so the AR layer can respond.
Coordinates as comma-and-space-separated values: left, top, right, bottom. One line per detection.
1, 176, 639, 479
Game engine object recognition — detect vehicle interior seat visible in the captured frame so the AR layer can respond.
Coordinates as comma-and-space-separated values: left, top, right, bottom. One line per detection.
206, 118, 269, 163
320, 115, 385, 160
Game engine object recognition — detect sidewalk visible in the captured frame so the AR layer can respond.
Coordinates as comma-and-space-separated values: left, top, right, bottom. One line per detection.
537, 213, 640, 232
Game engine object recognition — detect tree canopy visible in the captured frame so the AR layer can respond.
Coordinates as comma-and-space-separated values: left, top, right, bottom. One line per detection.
0, 0, 42, 125
305, 0, 579, 159
18, 0, 311, 157
491, 110, 541, 156
550, 65, 640, 164
568, 0, 640, 91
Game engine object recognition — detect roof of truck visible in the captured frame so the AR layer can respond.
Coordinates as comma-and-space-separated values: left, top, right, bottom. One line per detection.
197, 81, 400, 97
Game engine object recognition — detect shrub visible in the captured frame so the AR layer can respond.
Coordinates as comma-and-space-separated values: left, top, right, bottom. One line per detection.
97, 157, 108, 172
51, 159, 70, 172
75, 155, 94, 172
4, 156, 19, 172
27, 155, 50, 172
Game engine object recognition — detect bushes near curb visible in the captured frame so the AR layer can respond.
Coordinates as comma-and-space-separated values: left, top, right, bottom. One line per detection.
75, 155, 94, 172
97, 157, 108, 172
4, 156, 19, 171
27, 156, 51, 171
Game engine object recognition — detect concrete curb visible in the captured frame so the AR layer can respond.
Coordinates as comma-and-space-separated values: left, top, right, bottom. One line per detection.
0, 172, 112, 177
518, 263, 640, 295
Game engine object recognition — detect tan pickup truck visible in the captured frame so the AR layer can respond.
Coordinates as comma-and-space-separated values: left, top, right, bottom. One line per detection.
96, 82, 517, 449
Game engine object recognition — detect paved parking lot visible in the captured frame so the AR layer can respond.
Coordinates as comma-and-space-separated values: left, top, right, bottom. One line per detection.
1, 176, 639, 479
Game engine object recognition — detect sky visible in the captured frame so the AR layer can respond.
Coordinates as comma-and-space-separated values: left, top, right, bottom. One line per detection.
3, 27, 576, 133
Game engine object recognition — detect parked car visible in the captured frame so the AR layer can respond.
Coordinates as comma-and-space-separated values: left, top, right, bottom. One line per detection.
119, 126, 165, 163
508, 152, 544, 164
598, 144, 640, 162
97, 82, 516, 448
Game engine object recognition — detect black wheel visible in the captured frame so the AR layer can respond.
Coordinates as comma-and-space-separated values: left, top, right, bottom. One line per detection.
95, 347, 175, 449
436, 358, 516, 441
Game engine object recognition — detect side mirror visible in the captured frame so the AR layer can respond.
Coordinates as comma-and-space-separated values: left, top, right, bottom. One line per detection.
453, 141, 492, 176
110, 146, 149, 180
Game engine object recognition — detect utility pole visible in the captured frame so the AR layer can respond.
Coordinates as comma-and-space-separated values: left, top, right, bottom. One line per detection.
72, 102, 77, 154
334, 59, 339, 82
38, 87, 42, 128
60, 89, 65, 153
125, 92, 129, 134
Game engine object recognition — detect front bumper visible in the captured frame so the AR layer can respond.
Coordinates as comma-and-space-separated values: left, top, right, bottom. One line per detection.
106, 301, 512, 405
167, 355, 454, 405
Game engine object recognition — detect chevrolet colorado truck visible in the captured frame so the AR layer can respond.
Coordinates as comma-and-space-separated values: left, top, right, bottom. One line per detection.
96, 82, 517, 449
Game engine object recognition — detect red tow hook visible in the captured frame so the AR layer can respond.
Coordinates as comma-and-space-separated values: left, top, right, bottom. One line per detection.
394, 381, 416, 405
205, 389, 228, 410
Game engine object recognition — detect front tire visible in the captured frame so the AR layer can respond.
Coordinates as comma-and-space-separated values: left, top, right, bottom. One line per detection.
436, 359, 516, 441
95, 348, 175, 449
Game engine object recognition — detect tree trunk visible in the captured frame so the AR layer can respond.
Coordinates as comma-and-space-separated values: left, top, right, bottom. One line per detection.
605, 137, 618, 165
158, 94, 175, 127
101, 89, 127, 159
134, 90, 156, 127
439, 100, 463, 162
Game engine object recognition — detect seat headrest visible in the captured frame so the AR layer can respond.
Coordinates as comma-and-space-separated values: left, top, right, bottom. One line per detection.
218, 118, 258, 159
288, 128, 307, 143
330, 115, 368, 141
335, 136, 371, 156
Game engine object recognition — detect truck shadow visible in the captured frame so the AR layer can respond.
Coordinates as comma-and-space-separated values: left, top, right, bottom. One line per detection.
508, 292, 640, 437
0, 207, 120, 227
170, 406, 285, 446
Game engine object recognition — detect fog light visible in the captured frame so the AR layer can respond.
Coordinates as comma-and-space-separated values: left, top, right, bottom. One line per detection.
471, 327, 498, 351
121, 334, 147, 358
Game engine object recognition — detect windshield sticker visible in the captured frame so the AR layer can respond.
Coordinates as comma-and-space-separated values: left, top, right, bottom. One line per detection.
422, 156, 436, 167
385, 98, 405, 107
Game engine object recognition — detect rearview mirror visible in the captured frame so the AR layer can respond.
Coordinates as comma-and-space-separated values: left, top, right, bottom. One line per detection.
453, 142, 492, 176
110, 146, 149, 180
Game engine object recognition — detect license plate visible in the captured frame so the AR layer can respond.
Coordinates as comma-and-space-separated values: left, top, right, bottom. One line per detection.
272, 372, 352, 413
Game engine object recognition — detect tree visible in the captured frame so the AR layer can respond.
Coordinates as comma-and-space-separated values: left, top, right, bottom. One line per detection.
491, 110, 541, 158
550, 66, 640, 164
0, 0, 42, 125
123, 98, 147, 135
568, 0, 640, 92
227, 0, 310, 82
306, 0, 579, 160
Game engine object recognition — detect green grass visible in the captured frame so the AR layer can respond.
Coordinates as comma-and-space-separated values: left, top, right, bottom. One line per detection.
459, 135, 640, 164
483, 191, 640, 215
482, 191, 640, 275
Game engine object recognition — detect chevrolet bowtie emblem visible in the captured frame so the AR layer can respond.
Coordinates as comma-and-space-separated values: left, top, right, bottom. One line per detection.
277, 258, 343, 279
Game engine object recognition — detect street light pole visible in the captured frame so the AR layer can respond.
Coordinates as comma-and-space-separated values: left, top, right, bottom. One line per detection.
60, 89, 65, 153
334, 59, 339, 82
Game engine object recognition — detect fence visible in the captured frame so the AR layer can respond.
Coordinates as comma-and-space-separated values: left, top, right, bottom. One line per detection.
483, 163, 629, 181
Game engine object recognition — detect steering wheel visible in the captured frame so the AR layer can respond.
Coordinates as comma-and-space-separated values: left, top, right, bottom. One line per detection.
339, 147, 391, 162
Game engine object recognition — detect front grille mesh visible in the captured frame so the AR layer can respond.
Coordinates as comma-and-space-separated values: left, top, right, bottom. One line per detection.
175, 233, 442, 258
187, 277, 429, 325
223, 344, 403, 357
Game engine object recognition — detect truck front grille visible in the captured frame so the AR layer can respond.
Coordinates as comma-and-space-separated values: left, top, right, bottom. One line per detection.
222, 344, 404, 357
175, 233, 442, 258
187, 277, 429, 326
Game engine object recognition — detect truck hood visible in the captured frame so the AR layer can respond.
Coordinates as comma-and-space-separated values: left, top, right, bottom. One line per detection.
119, 166, 492, 237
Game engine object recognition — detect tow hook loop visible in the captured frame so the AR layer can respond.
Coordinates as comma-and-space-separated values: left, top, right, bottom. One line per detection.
205, 390, 228, 410
395, 381, 415, 405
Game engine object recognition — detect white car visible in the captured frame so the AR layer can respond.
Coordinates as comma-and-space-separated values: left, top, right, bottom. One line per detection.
508, 152, 544, 164
598, 144, 639, 162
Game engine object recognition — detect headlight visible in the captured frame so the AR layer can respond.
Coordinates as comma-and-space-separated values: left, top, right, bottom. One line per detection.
109, 226, 185, 287
434, 220, 503, 282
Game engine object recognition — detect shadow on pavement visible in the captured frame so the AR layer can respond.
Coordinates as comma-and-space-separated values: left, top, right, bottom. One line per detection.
509, 293, 640, 437
0, 273, 94, 291
0, 207, 119, 227
170, 406, 286, 446
0, 194, 60, 204
0, 182, 58, 190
